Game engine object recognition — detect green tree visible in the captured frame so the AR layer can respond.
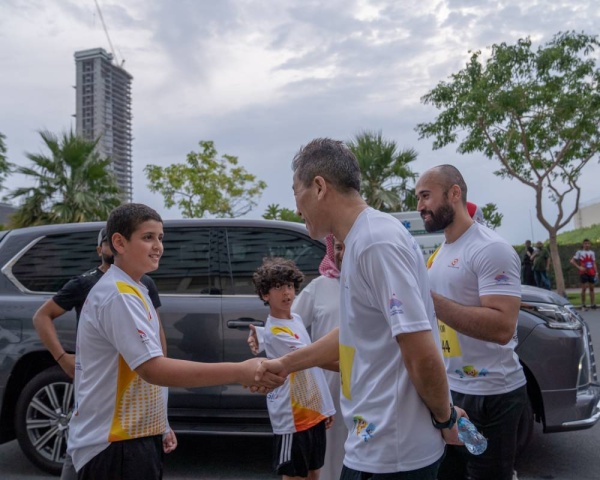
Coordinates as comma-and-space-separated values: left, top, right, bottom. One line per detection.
6, 130, 121, 227
262, 203, 303, 223
347, 131, 418, 212
481, 202, 503, 230
416, 31, 600, 296
0, 132, 11, 193
145, 140, 266, 218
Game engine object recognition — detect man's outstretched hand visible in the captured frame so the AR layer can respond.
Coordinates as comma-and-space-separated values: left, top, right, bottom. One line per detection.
240, 357, 285, 393
254, 358, 288, 385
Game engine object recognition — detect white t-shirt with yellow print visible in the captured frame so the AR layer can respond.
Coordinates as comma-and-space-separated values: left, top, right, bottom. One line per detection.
339, 208, 445, 474
427, 222, 526, 395
68, 265, 167, 471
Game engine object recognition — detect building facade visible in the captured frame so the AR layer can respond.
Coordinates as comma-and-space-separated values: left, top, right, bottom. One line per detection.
574, 199, 600, 229
74, 48, 133, 202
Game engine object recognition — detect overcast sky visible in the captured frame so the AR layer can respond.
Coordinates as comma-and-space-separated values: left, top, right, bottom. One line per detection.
1, 0, 599, 245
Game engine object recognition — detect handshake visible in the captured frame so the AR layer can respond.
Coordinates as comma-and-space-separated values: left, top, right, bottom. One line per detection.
240, 357, 288, 393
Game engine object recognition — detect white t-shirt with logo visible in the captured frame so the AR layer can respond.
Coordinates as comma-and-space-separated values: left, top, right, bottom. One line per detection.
263, 313, 335, 434
339, 208, 445, 474
68, 266, 167, 471
428, 222, 526, 395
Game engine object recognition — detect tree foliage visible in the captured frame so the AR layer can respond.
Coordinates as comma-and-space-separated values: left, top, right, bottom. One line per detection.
416, 31, 600, 295
145, 141, 266, 219
481, 202, 503, 230
6, 130, 121, 228
347, 131, 418, 212
262, 203, 303, 223
0, 132, 11, 193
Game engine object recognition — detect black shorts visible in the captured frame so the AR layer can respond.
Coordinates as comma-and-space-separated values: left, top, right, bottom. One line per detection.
273, 420, 326, 477
580, 274, 596, 285
77, 435, 163, 480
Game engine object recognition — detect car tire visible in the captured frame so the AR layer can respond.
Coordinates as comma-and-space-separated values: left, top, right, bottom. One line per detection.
516, 394, 534, 454
15, 366, 74, 476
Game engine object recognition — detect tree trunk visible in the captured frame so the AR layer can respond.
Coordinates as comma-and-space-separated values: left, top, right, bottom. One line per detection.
548, 229, 566, 297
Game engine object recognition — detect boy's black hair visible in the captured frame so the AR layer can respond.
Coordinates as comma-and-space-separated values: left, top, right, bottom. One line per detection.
252, 257, 304, 306
106, 203, 163, 255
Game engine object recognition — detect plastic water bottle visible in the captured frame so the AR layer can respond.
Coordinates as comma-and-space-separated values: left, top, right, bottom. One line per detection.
457, 417, 487, 455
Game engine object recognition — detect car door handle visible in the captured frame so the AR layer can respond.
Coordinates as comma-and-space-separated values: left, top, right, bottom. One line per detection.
227, 318, 264, 329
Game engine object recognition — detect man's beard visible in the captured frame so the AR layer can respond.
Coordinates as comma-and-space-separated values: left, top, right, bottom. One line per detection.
102, 253, 115, 265
422, 202, 455, 233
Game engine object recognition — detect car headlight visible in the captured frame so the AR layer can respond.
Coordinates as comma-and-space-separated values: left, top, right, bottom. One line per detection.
521, 302, 583, 330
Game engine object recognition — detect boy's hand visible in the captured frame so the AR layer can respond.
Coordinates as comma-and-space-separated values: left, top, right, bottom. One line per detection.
247, 324, 259, 355
163, 429, 178, 454
325, 415, 334, 430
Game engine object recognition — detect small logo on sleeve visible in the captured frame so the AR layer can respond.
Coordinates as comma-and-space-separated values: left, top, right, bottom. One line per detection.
494, 273, 510, 285
137, 329, 149, 344
389, 294, 404, 316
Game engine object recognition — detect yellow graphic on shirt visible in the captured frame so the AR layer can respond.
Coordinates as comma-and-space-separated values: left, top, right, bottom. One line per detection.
270, 325, 297, 338
116, 281, 153, 321
339, 344, 355, 400
438, 320, 462, 358
108, 355, 166, 442
290, 370, 327, 431
108, 279, 163, 441
271, 324, 327, 430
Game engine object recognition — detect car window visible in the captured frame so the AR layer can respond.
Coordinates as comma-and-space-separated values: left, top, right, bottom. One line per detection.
220, 227, 325, 295
149, 226, 219, 294
11, 231, 98, 292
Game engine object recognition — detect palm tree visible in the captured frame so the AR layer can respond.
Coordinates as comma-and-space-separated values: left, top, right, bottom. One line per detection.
6, 130, 122, 227
347, 130, 419, 212
0, 132, 11, 193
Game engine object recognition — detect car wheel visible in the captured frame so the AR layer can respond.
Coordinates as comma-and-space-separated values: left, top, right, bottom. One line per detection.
15, 366, 74, 476
516, 394, 534, 453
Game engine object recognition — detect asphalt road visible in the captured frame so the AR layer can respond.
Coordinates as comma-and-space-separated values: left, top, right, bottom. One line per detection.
2, 309, 600, 479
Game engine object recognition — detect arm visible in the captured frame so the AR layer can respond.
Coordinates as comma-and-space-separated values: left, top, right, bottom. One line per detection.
397, 330, 462, 444
32, 299, 75, 378
136, 355, 283, 389
432, 293, 520, 345
255, 327, 339, 380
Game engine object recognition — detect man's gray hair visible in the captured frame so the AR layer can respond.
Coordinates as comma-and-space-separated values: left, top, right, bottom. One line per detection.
292, 138, 361, 193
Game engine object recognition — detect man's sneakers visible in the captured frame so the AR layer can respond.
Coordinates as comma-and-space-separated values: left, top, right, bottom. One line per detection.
582, 305, 589, 311
592, 305, 598, 310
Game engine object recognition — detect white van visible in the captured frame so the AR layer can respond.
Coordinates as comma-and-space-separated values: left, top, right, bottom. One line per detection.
389, 211, 445, 261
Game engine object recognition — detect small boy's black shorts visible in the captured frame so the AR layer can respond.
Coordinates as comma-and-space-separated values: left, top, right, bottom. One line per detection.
77, 435, 163, 480
273, 419, 327, 477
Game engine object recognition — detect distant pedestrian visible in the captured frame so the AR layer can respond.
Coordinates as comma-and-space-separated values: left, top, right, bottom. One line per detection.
570, 239, 598, 310
521, 240, 536, 286
532, 241, 551, 290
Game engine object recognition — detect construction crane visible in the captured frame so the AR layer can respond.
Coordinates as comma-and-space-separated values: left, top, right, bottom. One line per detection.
93, 0, 125, 67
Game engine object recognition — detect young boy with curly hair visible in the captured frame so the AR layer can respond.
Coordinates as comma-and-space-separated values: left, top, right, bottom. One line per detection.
253, 257, 335, 480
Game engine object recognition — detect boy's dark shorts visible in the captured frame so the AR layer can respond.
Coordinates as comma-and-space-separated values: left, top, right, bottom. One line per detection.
77, 435, 163, 480
273, 419, 327, 477
580, 274, 596, 284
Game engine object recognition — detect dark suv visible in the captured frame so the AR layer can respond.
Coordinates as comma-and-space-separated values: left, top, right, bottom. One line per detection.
0, 219, 598, 475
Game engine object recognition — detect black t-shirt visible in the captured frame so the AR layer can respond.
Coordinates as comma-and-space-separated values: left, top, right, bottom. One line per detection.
522, 246, 534, 266
53, 267, 161, 321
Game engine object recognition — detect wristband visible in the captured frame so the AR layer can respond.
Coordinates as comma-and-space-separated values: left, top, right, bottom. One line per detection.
55, 352, 67, 362
431, 405, 457, 430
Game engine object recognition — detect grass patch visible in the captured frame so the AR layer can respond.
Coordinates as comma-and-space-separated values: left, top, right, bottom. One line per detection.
567, 292, 581, 306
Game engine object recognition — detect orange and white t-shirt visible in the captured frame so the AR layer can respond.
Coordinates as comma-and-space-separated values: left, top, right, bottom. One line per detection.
263, 313, 335, 434
67, 265, 167, 472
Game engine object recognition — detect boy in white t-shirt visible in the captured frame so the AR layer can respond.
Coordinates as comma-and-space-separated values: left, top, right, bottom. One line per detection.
253, 257, 335, 480
68, 204, 283, 480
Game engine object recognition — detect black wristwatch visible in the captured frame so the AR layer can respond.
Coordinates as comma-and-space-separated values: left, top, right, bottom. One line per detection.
431, 405, 457, 430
